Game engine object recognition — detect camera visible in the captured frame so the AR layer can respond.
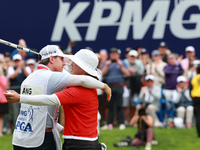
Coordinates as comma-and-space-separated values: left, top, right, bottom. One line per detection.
138, 107, 146, 116
111, 59, 116, 63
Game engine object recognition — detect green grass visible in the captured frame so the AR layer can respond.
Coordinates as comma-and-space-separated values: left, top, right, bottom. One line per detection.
1, 127, 200, 150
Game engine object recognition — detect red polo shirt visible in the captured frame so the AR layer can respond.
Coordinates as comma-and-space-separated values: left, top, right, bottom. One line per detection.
55, 86, 98, 139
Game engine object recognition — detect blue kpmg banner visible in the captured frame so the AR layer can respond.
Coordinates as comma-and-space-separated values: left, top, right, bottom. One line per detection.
0, 0, 200, 58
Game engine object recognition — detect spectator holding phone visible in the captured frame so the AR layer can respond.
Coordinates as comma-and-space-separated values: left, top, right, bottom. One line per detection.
101, 47, 130, 130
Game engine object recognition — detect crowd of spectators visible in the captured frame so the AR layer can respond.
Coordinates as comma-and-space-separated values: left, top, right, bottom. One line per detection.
96, 41, 199, 131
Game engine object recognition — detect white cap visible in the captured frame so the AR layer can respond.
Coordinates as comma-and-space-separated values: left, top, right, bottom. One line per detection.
145, 74, 154, 81
39, 45, 68, 60
128, 50, 138, 57
177, 75, 187, 83
13, 54, 22, 61
193, 60, 200, 66
185, 46, 195, 52
26, 59, 36, 65
66, 49, 99, 77
151, 50, 160, 56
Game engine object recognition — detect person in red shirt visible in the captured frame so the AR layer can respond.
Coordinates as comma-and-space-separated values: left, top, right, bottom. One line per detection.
5, 49, 111, 150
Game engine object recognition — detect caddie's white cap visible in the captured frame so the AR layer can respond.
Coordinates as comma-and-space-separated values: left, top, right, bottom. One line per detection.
26, 58, 36, 65
177, 75, 187, 83
13, 54, 22, 61
145, 74, 154, 81
39, 45, 68, 60
185, 46, 195, 52
66, 49, 99, 77
128, 50, 138, 57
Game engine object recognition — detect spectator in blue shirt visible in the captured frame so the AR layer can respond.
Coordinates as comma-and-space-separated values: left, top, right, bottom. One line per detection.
101, 47, 130, 130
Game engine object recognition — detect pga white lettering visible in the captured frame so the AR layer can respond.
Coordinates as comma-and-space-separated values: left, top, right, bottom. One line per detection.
51, 0, 200, 41
15, 121, 33, 132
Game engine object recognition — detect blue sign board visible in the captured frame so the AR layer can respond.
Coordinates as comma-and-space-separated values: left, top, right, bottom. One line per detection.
0, 0, 200, 58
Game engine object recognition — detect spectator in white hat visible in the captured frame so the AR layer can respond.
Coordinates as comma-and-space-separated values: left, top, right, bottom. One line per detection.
122, 50, 144, 125
139, 74, 163, 128
146, 50, 167, 87
26, 58, 37, 73
172, 75, 193, 128
180, 46, 196, 71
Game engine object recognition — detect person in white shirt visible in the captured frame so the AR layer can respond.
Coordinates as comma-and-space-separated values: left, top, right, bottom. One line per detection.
139, 75, 162, 127
172, 75, 193, 128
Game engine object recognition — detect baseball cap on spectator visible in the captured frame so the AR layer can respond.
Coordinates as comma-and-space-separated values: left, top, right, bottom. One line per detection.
151, 50, 160, 56
110, 47, 121, 54
145, 74, 154, 81
128, 50, 138, 57
185, 46, 195, 52
85, 47, 93, 52
177, 75, 187, 83
125, 47, 132, 54
141, 48, 148, 54
26, 59, 36, 65
159, 41, 167, 48
39, 45, 68, 60
13, 54, 22, 61
193, 60, 200, 66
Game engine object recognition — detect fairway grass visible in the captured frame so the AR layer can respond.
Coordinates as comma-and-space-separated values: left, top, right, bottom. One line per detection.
1, 127, 200, 150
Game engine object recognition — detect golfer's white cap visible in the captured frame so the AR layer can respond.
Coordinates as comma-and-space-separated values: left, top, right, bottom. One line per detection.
66, 49, 99, 77
13, 54, 22, 61
177, 76, 187, 83
145, 74, 154, 81
39, 45, 68, 60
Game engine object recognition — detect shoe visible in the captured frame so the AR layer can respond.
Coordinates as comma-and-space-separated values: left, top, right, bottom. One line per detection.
0, 133, 3, 137
6, 128, 12, 134
101, 124, 108, 130
119, 124, 126, 130
124, 120, 130, 126
2, 127, 7, 133
151, 140, 158, 145
186, 123, 191, 129
145, 142, 151, 150
108, 124, 113, 130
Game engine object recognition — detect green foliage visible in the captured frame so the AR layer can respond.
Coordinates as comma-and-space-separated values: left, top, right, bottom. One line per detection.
1, 127, 200, 150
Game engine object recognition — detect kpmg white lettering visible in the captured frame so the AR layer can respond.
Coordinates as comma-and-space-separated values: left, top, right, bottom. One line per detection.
51, 0, 200, 41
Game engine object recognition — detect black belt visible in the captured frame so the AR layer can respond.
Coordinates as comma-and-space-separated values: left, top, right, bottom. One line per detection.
108, 82, 124, 87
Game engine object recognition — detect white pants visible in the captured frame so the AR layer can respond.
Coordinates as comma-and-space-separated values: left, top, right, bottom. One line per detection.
146, 104, 160, 122
176, 106, 194, 125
